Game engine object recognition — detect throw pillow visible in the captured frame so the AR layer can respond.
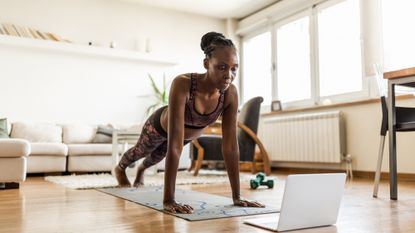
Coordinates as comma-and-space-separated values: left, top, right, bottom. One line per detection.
92, 125, 114, 143
0, 118, 9, 138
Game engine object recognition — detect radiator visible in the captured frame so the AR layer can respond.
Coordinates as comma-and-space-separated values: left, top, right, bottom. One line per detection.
259, 111, 346, 163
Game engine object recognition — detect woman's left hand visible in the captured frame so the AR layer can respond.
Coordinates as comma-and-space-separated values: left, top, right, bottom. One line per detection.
233, 198, 265, 208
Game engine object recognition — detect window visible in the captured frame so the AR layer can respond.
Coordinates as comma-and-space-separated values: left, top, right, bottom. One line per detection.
241, 0, 364, 109
242, 31, 272, 105
276, 15, 311, 103
318, 0, 362, 97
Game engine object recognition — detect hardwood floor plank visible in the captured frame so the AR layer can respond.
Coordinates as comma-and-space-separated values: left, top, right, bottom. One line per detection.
0, 173, 414, 233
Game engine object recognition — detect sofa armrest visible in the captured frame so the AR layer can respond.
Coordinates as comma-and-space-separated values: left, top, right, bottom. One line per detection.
0, 139, 30, 158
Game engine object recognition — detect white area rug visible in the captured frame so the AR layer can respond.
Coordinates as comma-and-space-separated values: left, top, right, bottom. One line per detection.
45, 170, 259, 189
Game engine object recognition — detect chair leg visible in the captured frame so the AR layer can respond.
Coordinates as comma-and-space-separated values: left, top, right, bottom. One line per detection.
251, 161, 256, 174
194, 158, 202, 176
192, 139, 205, 176
194, 148, 204, 176
373, 135, 386, 198
188, 160, 196, 172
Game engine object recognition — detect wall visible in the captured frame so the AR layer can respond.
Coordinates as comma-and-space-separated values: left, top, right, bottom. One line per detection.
259, 97, 415, 174
0, 0, 225, 125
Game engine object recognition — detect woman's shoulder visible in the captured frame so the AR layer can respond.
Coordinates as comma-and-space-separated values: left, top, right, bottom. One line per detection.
223, 83, 238, 107
225, 83, 238, 96
175, 73, 205, 80
170, 74, 191, 93
173, 73, 191, 83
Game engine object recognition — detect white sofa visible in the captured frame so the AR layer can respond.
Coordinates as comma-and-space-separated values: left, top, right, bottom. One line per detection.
63, 124, 115, 172
0, 138, 30, 188
8, 122, 126, 173
11, 122, 68, 173
5, 122, 191, 174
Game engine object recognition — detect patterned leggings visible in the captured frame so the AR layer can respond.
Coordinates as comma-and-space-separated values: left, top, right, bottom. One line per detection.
118, 106, 190, 169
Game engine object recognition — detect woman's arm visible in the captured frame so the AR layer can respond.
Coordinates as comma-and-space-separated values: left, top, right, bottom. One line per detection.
221, 84, 240, 200
221, 85, 264, 208
163, 76, 194, 214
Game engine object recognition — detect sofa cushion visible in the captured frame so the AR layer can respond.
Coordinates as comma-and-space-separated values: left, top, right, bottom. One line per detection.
68, 155, 113, 172
11, 122, 62, 143
8, 120, 11, 135
0, 118, 9, 138
30, 143, 68, 156
109, 123, 143, 134
0, 138, 30, 158
92, 125, 114, 143
27, 156, 66, 173
63, 125, 96, 144
67, 144, 113, 156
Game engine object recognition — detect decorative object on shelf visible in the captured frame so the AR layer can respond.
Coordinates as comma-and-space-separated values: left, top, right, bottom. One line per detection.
145, 38, 152, 53
0, 22, 68, 43
134, 37, 146, 52
0, 35, 177, 65
146, 73, 168, 116
109, 40, 116, 48
271, 100, 282, 112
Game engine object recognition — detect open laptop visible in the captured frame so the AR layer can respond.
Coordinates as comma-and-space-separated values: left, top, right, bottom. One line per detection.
244, 173, 346, 232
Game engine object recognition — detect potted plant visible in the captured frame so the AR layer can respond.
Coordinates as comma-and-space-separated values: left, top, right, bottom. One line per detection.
146, 73, 168, 116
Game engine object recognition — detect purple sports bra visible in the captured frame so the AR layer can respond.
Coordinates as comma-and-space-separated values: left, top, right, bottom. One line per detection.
184, 74, 225, 129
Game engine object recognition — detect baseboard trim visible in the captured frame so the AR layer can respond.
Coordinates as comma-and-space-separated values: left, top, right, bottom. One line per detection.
272, 167, 415, 182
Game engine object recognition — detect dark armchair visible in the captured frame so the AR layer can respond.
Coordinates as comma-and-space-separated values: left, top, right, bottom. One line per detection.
189, 96, 271, 176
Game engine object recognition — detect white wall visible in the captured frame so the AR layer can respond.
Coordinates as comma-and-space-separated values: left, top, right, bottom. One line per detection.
260, 97, 415, 174
0, 0, 225, 125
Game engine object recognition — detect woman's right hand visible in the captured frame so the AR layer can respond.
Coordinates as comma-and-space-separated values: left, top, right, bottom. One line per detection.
163, 200, 194, 214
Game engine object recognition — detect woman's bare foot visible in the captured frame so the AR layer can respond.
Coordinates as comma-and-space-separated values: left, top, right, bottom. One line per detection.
114, 165, 131, 187
133, 165, 146, 187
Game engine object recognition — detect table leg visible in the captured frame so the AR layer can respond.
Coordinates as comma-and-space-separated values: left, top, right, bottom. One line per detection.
387, 82, 398, 200
111, 132, 119, 176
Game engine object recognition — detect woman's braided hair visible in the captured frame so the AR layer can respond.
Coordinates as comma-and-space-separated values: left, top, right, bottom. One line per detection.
200, 32, 235, 58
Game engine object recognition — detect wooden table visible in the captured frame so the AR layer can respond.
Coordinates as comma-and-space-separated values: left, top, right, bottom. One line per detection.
383, 67, 415, 200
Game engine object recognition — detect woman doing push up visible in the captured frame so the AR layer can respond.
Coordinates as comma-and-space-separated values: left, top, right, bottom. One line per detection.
114, 31, 265, 214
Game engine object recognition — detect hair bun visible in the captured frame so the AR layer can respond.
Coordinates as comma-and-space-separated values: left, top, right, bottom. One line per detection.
200, 31, 225, 52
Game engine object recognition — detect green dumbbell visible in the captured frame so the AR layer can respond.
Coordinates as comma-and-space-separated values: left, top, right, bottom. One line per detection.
250, 172, 274, 189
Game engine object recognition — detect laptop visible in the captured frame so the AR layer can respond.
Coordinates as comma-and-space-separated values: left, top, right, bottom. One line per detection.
244, 173, 346, 232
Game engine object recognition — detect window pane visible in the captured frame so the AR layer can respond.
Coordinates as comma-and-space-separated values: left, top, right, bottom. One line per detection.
382, 0, 415, 71
318, 0, 362, 97
277, 16, 311, 102
242, 32, 272, 104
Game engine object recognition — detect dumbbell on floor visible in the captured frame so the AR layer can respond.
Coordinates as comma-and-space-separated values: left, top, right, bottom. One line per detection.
250, 172, 274, 189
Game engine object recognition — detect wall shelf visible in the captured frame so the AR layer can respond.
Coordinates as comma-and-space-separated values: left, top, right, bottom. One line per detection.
0, 35, 177, 66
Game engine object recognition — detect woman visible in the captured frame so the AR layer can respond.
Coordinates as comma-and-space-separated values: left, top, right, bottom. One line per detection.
114, 31, 265, 214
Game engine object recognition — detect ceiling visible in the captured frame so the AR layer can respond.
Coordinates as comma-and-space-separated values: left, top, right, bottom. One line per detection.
122, 0, 281, 19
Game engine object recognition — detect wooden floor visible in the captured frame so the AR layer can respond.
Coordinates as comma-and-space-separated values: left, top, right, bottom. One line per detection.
1, 172, 415, 233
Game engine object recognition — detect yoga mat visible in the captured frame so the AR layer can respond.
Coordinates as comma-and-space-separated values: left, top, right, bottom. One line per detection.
97, 186, 279, 221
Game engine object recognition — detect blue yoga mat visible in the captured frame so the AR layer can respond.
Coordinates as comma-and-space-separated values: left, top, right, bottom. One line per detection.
97, 186, 279, 221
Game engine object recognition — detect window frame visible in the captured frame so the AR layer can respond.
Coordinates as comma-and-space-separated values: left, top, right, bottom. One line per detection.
314, 0, 367, 104
240, 0, 368, 111
273, 9, 316, 109
240, 27, 273, 108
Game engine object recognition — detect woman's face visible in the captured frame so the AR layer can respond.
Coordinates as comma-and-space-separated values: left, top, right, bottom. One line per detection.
205, 47, 239, 91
